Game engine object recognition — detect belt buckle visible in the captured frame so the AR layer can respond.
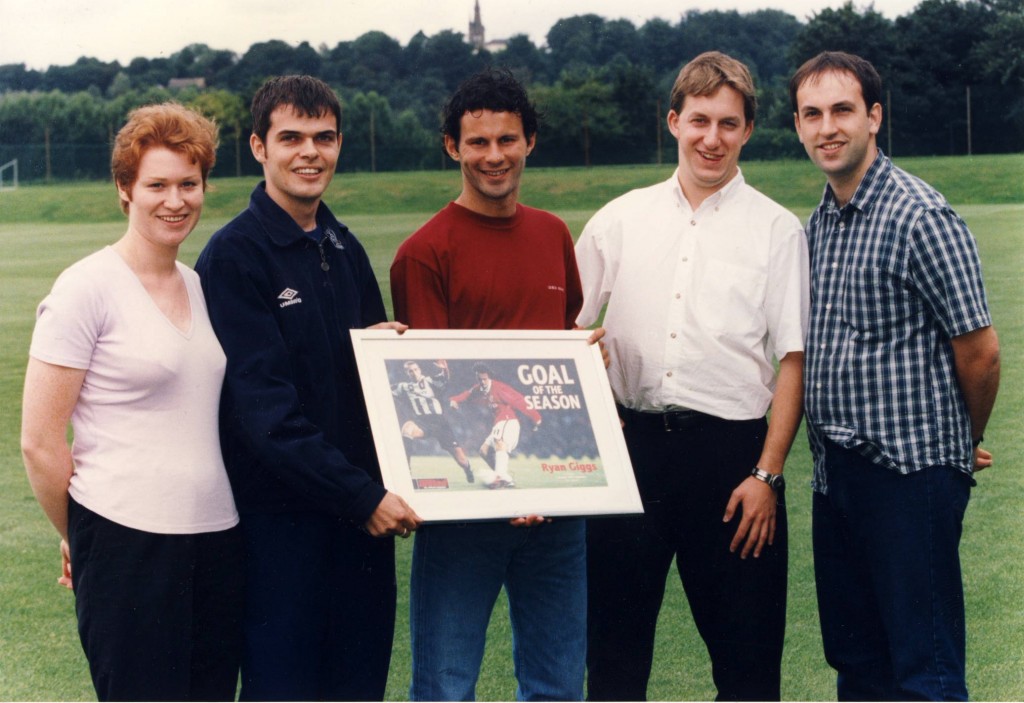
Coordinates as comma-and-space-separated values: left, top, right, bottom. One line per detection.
662, 413, 675, 432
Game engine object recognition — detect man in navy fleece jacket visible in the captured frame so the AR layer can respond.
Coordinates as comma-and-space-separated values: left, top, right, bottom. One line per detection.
196, 75, 420, 702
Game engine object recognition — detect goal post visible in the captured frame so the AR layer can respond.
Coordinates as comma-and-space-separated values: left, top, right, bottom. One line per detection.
0, 159, 17, 191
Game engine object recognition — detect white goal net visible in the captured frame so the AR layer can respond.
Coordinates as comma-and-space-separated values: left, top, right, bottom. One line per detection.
0, 159, 18, 191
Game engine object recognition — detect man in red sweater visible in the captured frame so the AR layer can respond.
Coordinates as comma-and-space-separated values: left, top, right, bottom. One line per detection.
390, 68, 588, 701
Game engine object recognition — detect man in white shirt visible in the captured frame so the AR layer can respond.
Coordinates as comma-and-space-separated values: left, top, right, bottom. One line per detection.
575, 51, 809, 701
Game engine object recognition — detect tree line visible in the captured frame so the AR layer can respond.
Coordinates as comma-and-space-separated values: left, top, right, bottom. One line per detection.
0, 0, 1021, 181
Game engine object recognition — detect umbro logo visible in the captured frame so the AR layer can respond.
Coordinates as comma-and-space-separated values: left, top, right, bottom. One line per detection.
278, 288, 303, 308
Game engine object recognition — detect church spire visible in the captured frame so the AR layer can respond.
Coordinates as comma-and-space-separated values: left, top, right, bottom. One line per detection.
469, 0, 485, 50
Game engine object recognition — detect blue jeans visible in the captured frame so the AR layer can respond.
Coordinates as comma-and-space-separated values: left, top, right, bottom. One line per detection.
813, 440, 972, 701
409, 519, 586, 701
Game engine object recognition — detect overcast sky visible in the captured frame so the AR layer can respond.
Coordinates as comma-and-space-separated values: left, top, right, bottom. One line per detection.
1, 0, 922, 71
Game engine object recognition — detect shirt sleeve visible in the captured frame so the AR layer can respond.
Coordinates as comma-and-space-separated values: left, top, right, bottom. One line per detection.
197, 252, 386, 524
391, 247, 449, 328
562, 229, 584, 330
763, 216, 810, 359
573, 210, 615, 329
30, 264, 102, 369
497, 382, 542, 424
907, 207, 991, 338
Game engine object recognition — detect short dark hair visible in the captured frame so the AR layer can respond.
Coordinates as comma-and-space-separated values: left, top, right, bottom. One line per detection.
473, 362, 492, 376
250, 75, 342, 143
441, 68, 538, 145
789, 51, 882, 114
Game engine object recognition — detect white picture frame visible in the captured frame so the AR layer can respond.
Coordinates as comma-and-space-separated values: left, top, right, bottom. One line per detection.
350, 329, 642, 522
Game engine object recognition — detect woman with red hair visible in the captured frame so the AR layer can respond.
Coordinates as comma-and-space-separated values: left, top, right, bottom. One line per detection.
21, 103, 242, 701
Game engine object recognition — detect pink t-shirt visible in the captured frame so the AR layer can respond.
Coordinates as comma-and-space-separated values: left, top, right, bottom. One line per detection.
30, 247, 238, 534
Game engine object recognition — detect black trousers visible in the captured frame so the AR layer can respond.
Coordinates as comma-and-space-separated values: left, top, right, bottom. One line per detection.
586, 412, 787, 702
238, 511, 396, 702
68, 496, 245, 702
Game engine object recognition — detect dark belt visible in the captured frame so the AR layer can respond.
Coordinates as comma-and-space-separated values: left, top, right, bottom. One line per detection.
617, 404, 715, 432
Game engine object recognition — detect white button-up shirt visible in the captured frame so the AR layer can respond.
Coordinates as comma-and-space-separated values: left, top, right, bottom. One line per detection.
575, 170, 809, 420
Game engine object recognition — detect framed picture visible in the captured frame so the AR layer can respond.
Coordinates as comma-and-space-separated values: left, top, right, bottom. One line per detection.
350, 329, 643, 522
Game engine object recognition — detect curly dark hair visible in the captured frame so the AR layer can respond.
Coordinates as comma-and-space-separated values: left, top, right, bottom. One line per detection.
441, 67, 538, 145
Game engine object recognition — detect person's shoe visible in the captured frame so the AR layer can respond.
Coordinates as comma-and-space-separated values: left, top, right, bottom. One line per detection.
461, 462, 475, 483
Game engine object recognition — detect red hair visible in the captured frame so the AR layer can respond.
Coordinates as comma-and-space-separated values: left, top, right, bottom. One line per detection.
111, 102, 218, 215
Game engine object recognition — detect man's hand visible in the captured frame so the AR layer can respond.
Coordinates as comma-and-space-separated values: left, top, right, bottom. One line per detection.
363, 491, 423, 538
367, 321, 409, 333
723, 477, 778, 559
510, 515, 550, 528
974, 445, 993, 471
58, 539, 72, 589
581, 326, 611, 369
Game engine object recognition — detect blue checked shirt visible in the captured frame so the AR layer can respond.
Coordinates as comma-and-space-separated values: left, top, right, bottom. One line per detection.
804, 151, 991, 493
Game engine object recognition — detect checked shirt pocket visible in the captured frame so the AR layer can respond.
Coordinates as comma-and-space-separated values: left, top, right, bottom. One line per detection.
839, 266, 915, 339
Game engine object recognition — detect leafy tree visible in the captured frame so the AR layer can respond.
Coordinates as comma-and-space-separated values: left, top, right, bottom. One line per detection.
125, 57, 174, 89
742, 10, 803, 81
0, 64, 43, 93
334, 91, 433, 172
891, 0, 992, 154
351, 31, 403, 88
171, 44, 237, 85
419, 30, 483, 92
639, 19, 685, 75
596, 19, 641, 66
973, 0, 1024, 148
787, 2, 897, 77
229, 40, 313, 92
532, 70, 624, 166
491, 35, 549, 83
678, 10, 751, 66
44, 57, 121, 94
107, 72, 132, 98
546, 15, 605, 69
605, 58, 659, 163
190, 89, 249, 176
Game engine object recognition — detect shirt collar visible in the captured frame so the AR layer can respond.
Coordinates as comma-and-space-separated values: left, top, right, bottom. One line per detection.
669, 168, 746, 213
249, 181, 349, 248
818, 149, 891, 217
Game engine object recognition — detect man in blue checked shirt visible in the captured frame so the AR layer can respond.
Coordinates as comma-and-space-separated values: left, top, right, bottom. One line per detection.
791, 51, 1001, 701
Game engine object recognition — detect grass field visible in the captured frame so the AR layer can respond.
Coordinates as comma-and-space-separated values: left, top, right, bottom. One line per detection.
1, 155, 1021, 700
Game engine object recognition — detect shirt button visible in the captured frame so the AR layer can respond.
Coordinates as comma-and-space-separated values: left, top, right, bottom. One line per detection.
670, 332, 677, 339
666, 371, 673, 377
825, 303, 832, 310
690, 220, 697, 226
681, 256, 688, 262
675, 293, 681, 299
832, 262, 838, 268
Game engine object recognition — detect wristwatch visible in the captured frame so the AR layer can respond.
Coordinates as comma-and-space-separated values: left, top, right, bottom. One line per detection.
750, 467, 784, 491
